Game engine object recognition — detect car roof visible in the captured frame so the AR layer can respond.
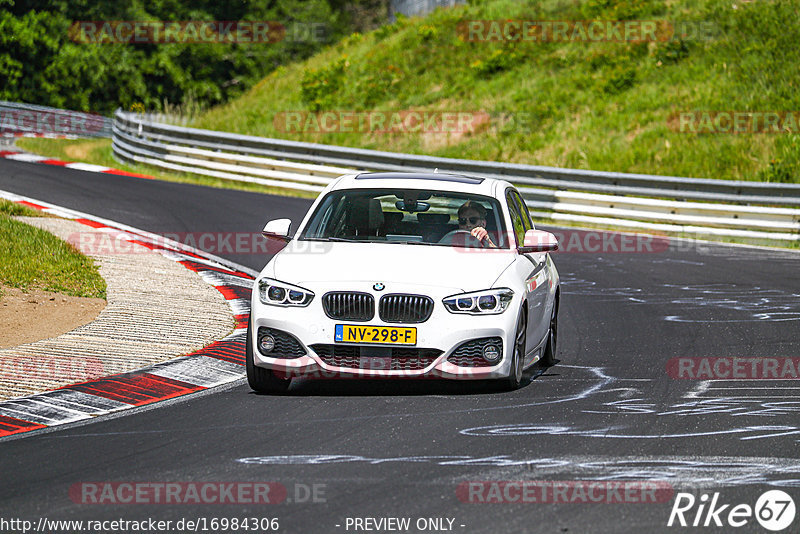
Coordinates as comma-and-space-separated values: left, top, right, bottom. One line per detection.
331, 172, 510, 196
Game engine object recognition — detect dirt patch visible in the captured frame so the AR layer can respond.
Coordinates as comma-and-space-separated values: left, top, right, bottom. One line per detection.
64, 139, 107, 161
0, 286, 105, 349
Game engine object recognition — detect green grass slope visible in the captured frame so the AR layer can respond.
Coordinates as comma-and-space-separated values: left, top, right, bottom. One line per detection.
193, 0, 800, 183
0, 201, 106, 299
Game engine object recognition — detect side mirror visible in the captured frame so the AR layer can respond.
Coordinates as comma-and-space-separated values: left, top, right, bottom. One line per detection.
519, 229, 558, 253
262, 218, 292, 242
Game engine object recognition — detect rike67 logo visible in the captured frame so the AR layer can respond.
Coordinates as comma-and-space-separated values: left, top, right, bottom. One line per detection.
668, 490, 796, 531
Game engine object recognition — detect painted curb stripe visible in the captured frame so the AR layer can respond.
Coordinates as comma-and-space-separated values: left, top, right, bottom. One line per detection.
0, 415, 46, 436
5, 153, 48, 162
233, 314, 249, 329
148, 356, 245, 388
0, 133, 77, 139
68, 374, 202, 406
0, 149, 156, 180
18, 200, 48, 210
188, 335, 246, 366
0, 190, 257, 439
215, 285, 252, 301
103, 169, 154, 179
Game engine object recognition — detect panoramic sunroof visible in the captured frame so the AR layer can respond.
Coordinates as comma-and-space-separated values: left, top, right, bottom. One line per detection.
355, 172, 484, 184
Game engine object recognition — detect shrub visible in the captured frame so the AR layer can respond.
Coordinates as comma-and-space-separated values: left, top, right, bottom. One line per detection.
300, 57, 349, 111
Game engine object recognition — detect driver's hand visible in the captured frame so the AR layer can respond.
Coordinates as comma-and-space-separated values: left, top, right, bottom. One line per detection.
471, 227, 495, 248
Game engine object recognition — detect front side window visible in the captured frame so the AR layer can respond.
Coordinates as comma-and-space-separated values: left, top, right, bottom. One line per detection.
300, 189, 509, 249
510, 190, 533, 232
505, 191, 526, 246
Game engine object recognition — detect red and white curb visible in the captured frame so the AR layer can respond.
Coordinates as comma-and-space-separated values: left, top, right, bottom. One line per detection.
0, 190, 258, 439
0, 150, 153, 179
0, 132, 78, 139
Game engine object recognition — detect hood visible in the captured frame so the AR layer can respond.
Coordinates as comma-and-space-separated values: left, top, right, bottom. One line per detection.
269, 241, 516, 293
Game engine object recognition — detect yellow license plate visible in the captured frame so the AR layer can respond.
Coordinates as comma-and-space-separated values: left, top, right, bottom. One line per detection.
334, 324, 417, 345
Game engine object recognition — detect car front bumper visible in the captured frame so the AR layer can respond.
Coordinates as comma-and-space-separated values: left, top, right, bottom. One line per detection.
249, 291, 521, 380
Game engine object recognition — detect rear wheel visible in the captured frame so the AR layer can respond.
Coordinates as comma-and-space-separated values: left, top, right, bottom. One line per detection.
246, 318, 292, 394
501, 310, 526, 391
541, 298, 558, 367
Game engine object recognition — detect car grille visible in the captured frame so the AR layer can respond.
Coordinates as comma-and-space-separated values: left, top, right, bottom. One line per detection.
379, 294, 434, 323
310, 344, 442, 371
257, 327, 306, 358
322, 292, 374, 321
447, 337, 504, 367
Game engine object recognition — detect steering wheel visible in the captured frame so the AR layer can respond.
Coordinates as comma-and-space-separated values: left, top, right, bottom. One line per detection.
438, 229, 484, 248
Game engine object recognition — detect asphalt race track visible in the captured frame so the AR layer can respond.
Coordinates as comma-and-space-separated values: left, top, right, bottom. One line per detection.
1, 158, 799, 533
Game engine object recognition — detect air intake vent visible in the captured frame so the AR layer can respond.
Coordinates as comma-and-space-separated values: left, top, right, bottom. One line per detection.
322, 292, 374, 321
311, 344, 442, 370
379, 294, 434, 323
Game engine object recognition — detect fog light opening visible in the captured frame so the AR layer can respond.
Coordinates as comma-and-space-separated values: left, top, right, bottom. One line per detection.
483, 344, 501, 364
259, 334, 276, 354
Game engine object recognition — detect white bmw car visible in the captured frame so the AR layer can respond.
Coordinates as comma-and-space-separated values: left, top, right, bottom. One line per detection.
246, 172, 560, 392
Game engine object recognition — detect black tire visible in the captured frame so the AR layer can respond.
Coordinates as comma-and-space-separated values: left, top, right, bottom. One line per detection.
541, 298, 558, 367
246, 318, 292, 394
501, 310, 526, 391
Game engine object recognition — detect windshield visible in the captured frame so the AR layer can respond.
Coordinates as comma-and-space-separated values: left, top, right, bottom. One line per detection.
300, 189, 509, 249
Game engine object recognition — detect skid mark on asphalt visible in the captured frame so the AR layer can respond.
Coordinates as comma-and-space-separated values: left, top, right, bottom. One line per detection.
668, 380, 800, 417
561, 275, 800, 322
459, 423, 800, 441
234, 454, 800, 488
40, 364, 618, 438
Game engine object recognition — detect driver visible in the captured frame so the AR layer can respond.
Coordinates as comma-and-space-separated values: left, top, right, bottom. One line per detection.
457, 201, 496, 248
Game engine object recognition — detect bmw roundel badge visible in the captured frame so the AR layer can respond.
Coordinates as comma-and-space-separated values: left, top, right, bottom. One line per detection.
373, 283, 385, 291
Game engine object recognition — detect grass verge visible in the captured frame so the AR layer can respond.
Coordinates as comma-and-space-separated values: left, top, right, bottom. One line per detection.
0, 201, 107, 299
0, 199, 44, 218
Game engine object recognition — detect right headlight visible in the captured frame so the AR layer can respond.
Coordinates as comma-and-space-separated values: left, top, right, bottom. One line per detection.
443, 288, 513, 315
258, 278, 314, 307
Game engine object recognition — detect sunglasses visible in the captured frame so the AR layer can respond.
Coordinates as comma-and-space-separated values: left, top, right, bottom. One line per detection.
458, 216, 483, 225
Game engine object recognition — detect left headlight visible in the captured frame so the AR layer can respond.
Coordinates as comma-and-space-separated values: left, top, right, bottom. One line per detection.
258, 278, 314, 307
443, 288, 513, 315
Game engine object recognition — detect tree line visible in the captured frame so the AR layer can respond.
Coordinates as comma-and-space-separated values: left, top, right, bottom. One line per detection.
0, 0, 389, 115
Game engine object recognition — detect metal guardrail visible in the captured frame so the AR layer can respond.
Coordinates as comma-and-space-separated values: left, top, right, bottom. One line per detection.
0, 101, 112, 138
112, 110, 800, 241
391, 0, 465, 18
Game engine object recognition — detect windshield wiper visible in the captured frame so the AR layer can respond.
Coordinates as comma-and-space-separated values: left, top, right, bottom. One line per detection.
305, 237, 443, 246
390, 240, 439, 246
304, 237, 360, 243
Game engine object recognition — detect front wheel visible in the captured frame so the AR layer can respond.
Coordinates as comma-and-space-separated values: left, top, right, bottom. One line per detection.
500, 311, 526, 391
246, 318, 292, 394
541, 300, 558, 367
